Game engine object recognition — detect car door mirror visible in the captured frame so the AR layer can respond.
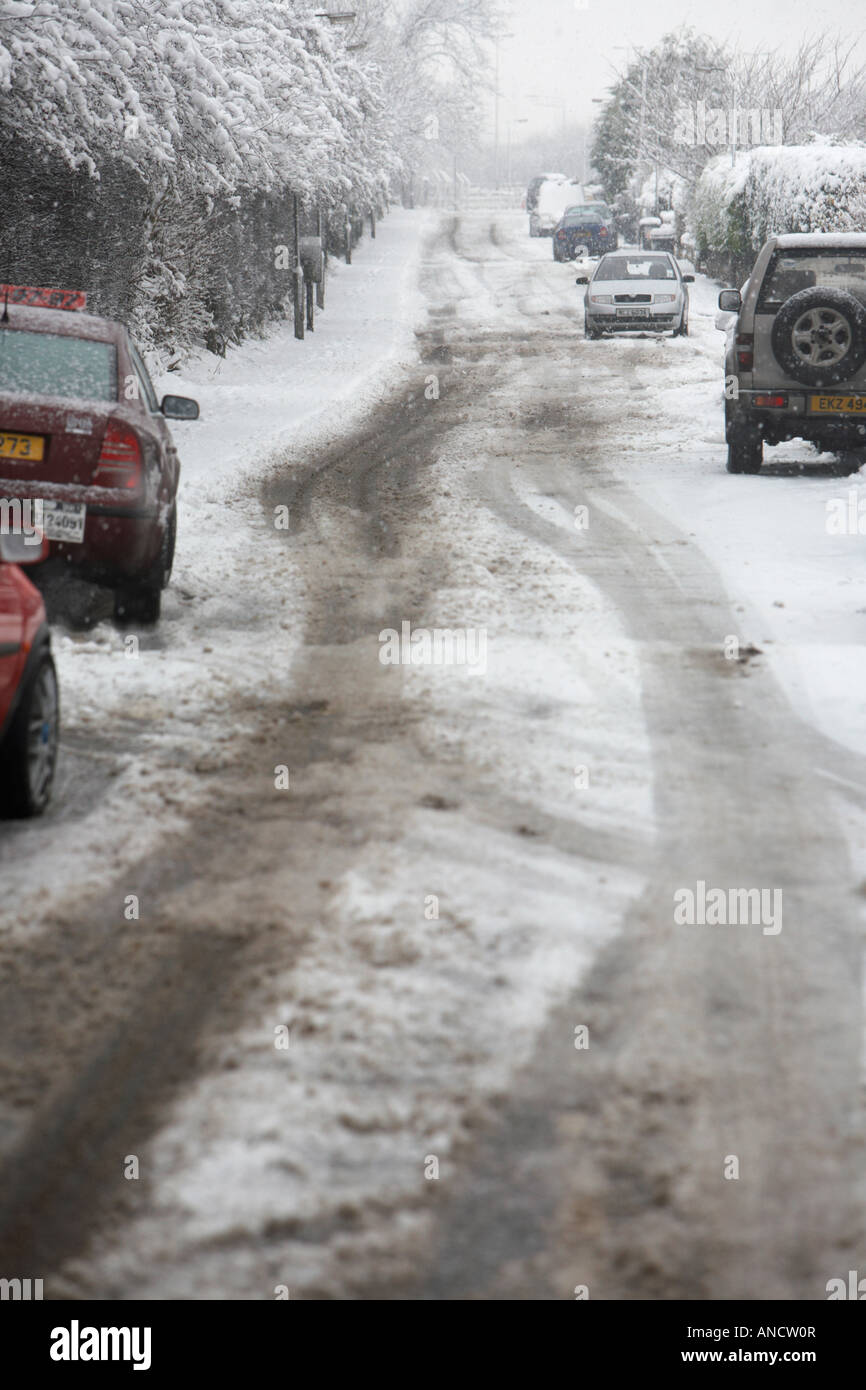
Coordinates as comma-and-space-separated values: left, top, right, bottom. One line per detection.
575, 275, 589, 284
681, 274, 695, 283
0, 532, 50, 565
161, 395, 200, 420
718, 289, 741, 312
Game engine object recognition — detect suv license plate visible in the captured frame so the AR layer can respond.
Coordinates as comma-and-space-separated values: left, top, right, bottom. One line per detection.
809, 394, 866, 414
42, 500, 86, 543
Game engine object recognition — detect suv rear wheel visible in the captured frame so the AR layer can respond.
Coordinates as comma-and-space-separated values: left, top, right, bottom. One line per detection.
839, 448, 866, 475
727, 432, 763, 474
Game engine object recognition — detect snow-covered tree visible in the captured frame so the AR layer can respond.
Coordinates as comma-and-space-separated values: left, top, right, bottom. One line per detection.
590, 27, 866, 207
0, 1, 402, 356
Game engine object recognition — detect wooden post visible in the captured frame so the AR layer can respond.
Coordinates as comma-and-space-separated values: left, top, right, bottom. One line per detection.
293, 194, 304, 340
316, 208, 326, 309
370, 207, 376, 239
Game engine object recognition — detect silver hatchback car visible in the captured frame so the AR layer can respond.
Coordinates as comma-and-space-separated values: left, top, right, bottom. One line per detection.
579, 250, 692, 338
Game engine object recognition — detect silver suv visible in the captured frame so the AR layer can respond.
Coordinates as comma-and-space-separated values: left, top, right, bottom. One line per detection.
720, 232, 866, 473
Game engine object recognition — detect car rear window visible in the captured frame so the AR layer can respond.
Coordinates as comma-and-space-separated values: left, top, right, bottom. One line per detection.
757, 250, 866, 312
0, 329, 117, 402
595, 257, 675, 281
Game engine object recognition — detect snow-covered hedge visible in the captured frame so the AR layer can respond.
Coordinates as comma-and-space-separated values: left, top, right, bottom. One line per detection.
0, 1, 398, 361
692, 143, 866, 280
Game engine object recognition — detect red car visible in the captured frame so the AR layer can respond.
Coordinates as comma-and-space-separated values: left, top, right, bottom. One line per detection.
0, 285, 199, 623
0, 531, 58, 816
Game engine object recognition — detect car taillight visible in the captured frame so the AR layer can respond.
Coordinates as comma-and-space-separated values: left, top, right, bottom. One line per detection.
94, 421, 143, 489
736, 333, 753, 370
599, 226, 608, 235
755, 393, 787, 408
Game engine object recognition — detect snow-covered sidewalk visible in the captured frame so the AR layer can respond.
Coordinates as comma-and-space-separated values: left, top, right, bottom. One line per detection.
0, 209, 431, 937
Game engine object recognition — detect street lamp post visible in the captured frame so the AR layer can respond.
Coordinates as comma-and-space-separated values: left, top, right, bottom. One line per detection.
506, 117, 529, 188
493, 32, 515, 190
612, 46, 647, 171
696, 64, 736, 167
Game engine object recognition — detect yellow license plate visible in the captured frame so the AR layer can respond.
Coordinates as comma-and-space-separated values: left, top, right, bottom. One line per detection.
809, 395, 866, 414
0, 431, 44, 460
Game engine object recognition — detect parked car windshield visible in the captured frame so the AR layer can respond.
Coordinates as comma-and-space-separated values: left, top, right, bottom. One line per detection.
756, 249, 866, 311
594, 257, 676, 281
0, 330, 117, 401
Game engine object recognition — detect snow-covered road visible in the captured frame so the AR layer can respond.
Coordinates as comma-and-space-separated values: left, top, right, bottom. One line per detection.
0, 209, 863, 1300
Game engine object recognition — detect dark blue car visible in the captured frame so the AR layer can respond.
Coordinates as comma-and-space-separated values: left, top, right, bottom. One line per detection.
553, 206, 618, 261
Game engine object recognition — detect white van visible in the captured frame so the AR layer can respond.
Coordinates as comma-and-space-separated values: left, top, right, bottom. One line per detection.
530, 178, 584, 237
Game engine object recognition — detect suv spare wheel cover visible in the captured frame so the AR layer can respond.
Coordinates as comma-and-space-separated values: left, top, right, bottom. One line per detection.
771, 286, 866, 386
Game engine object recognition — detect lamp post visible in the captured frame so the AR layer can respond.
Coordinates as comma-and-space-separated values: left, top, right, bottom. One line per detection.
599, 61, 655, 209
524, 93, 569, 173
696, 64, 737, 167
506, 117, 529, 189
612, 46, 647, 173
697, 52, 774, 166
493, 32, 515, 189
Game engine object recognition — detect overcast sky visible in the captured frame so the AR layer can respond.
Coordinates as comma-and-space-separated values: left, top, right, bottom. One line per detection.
494, 0, 866, 132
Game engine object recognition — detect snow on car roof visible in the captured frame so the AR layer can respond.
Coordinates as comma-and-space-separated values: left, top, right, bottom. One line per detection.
773, 232, 866, 249
0, 304, 121, 341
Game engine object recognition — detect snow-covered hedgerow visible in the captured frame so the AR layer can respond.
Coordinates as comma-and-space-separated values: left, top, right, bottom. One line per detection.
0, 0, 399, 361
692, 143, 866, 280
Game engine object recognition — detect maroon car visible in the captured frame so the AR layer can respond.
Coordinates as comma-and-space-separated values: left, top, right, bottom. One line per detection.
0, 285, 199, 623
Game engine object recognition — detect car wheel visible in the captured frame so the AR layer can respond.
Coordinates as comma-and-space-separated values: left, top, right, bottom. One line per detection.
113, 505, 174, 626
114, 582, 161, 625
0, 651, 59, 818
726, 432, 763, 473
771, 287, 866, 386
673, 310, 689, 337
585, 321, 602, 340
161, 503, 177, 585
